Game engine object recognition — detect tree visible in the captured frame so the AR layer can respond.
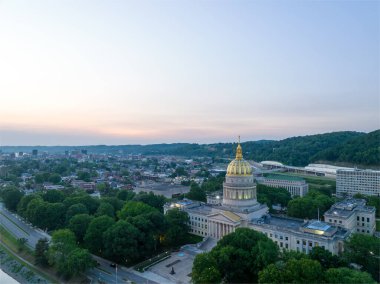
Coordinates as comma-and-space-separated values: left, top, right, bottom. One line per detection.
65, 248, 94, 277
96, 182, 113, 196
95, 202, 115, 217
63, 193, 100, 215
164, 208, 189, 247
117, 190, 135, 201
17, 194, 39, 218
66, 203, 89, 222
287, 190, 334, 219
192, 228, 279, 283
77, 171, 91, 182
48, 173, 61, 184
48, 229, 76, 275
309, 246, 344, 269
68, 214, 93, 243
324, 267, 376, 283
103, 220, 140, 263
258, 258, 323, 283
192, 253, 221, 284
48, 229, 94, 278
84, 215, 115, 254
42, 190, 65, 203
133, 192, 167, 211
101, 197, 124, 212
1, 186, 24, 211
35, 238, 49, 267
118, 201, 157, 219
343, 234, 380, 282
186, 182, 206, 202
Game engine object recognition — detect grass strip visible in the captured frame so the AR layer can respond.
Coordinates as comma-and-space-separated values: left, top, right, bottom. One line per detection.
0, 225, 59, 283
0, 212, 30, 236
0, 243, 57, 283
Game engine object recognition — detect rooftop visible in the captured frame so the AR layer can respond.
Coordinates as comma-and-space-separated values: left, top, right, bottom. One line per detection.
265, 174, 305, 182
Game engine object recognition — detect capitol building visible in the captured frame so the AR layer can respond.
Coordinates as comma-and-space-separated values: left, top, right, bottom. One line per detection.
165, 142, 352, 255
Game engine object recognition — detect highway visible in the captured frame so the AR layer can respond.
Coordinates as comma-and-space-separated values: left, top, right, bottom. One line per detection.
0, 203, 158, 284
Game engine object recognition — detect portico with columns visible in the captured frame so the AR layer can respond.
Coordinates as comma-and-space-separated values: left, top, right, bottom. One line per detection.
207, 211, 241, 240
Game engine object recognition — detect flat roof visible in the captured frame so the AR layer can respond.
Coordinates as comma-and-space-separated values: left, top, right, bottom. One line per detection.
265, 174, 305, 182
306, 221, 331, 231
252, 215, 305, 230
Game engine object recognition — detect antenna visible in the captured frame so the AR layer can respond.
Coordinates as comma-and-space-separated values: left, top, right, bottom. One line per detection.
238, 135, 240, 144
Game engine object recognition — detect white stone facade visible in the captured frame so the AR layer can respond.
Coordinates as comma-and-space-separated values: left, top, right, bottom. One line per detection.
256, 175, 308, 197
336, 169, 380, 197
324, 199, 376, 235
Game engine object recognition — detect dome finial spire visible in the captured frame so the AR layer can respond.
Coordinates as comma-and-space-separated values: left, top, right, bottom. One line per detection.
236, 136, 243, 160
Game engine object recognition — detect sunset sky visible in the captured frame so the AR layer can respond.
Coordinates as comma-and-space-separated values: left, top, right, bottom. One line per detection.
0, 0, 379, 145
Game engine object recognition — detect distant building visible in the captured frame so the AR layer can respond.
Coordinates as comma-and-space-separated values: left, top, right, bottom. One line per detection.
324, 199, 376, 235
256, 174, 308, 197
336, 169, 380, 197
71, 180, 96, 191
43, 184, 65, 190
32, 149, 38, 156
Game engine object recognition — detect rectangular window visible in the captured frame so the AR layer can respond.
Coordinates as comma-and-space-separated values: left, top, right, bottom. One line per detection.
285, 244, 288, 249
285, 237, 288, 241
302, 240, 306, 246
367, 218, 370, 222
270, 234, 272, 238
280, 242, 283, 247
362, 217, 364, 222
297, 240, 300, 245
357, 216, 359, 221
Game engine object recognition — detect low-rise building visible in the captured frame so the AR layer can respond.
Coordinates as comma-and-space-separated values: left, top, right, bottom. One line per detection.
256, 174, 308, 197
250, 216, 349, 255
324, 199, 376, 235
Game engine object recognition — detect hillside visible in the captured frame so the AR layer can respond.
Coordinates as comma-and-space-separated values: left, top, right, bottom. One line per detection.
1, 130, 378, 167
311, 130, 380, 166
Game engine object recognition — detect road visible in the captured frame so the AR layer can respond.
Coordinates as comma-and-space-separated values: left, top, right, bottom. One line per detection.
0, 203, 51, 249
0, 203, 158, 284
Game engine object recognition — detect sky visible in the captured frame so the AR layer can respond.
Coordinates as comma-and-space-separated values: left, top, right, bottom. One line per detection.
0, 0, 379, 146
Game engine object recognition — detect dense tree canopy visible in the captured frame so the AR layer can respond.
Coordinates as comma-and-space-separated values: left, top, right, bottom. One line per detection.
117, 201, 157, 219
164, 208, 190, 247
48, 229, 94, 278
287, 190, 334, 219
192, 228, 278, 283
84, 215, 115, 254
325, 267, 376, 284
1, 186, 24, 211
186, 182, 206, 202
103, 220, 140, 263
343, 234, 380, 282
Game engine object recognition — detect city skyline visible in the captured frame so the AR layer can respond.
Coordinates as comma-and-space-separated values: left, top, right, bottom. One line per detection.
1, 1, 379, 145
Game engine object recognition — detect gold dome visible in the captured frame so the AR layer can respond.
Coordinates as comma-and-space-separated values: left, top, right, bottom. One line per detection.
226, 143, 252, 176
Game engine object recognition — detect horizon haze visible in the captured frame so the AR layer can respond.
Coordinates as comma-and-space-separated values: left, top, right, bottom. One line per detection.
0, 1, 379, 146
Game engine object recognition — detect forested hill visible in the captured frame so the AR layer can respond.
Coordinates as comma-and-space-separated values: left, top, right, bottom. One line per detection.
1, 130, 378, 167
311, 130, 380, 166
